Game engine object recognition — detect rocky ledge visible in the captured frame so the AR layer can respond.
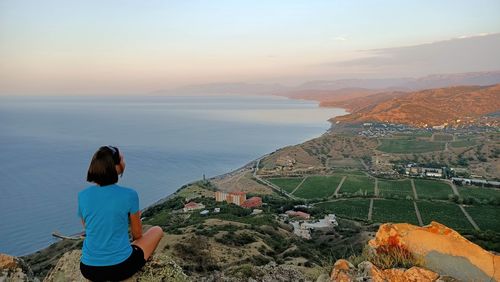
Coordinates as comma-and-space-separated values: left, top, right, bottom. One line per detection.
331, 221, 500, 282
43, 250, 189, 282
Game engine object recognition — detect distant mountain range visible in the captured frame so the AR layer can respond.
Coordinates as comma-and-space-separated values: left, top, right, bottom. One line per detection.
152, 70, 500, 97
151, 71, 500, 128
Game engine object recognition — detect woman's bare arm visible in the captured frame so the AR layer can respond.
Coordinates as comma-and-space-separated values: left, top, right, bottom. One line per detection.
130, 211, 143, 241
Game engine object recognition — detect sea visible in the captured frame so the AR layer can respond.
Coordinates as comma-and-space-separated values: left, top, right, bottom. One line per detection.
0, 94, 346, 256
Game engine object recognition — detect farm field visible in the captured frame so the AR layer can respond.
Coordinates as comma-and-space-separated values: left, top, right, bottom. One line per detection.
450, 139, 476, 148
267, 177, 304, 193
465, 205, 500, 232
457, 186, 500, 201
377, 139, 444, 153
417, 201, 473, 231
377, 179, 414, 199
293, 175, 344, 199
433, 134, 453, 141
315, 199, 370, 221
338, 175, 375, 196
371, 199, 419, 225
414, 179, 454, 200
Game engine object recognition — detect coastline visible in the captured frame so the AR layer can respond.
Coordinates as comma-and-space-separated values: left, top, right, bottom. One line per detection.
18, 101, 345, 258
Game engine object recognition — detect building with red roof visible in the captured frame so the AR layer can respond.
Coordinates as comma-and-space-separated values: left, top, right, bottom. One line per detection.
183, 201, 205, 212
241, 196, 262, 208
285, 210, 311, 220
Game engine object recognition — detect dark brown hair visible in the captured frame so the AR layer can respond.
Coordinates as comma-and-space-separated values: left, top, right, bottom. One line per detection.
86, 146, 120, 186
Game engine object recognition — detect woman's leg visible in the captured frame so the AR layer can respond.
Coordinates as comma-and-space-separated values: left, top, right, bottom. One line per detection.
132, 226, 164, 261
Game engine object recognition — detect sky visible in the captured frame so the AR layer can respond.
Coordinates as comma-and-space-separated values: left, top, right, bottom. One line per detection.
1, 0, 500, 95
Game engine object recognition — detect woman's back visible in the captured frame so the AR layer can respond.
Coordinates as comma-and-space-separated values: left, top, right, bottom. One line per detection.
78, 184, 139, 266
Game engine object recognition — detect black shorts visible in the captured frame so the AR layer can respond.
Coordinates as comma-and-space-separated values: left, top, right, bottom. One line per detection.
80, 245, 146, 282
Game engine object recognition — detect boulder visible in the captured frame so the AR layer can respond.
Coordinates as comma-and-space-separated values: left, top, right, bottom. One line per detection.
0, 253, 38, 281
368, 221, 500, 282
43, 250, 189, 282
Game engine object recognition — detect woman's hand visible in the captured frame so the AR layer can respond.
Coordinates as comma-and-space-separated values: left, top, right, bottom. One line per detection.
129, 211, 143, 241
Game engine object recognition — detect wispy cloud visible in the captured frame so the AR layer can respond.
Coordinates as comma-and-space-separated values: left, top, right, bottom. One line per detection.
324, 33, 500, 76
333, 36, 348, 41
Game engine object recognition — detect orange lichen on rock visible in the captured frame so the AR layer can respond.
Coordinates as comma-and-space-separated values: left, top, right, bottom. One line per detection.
331, 260, 440, 282
330, 259, 355, 282
368, 221, 500, 282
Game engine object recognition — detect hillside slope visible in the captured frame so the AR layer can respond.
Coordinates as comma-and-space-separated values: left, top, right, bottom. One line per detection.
333, 84, 500, 127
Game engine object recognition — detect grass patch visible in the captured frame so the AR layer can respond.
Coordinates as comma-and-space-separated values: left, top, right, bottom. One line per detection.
350, 245, 424, 270
372, 199, 419, 225
414, 179, 453, 200
339, 175, 375, 196
377, 139, 444, 153
465, 205, 500, 232
417, 201, 474, 231
293, 175, 344, 199
378, 179, 414, 199
268, 177, 304, 193
315, 199, 370, 221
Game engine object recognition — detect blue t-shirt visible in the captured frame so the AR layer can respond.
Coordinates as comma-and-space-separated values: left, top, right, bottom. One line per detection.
77, 184, 139, 266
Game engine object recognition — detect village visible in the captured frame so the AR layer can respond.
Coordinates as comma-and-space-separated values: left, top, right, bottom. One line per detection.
181, 189, 338, 240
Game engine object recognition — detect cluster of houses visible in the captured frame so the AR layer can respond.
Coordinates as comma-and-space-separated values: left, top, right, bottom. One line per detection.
358, 123, 413, 138
404, 164, 444, 178
182, 190, 263, 216
282, 211, 338, 240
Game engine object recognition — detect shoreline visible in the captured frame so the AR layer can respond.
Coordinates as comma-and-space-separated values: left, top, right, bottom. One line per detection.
17, 107, 342, 259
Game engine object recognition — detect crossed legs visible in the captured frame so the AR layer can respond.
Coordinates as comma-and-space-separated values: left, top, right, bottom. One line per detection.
132, 226, 163, 261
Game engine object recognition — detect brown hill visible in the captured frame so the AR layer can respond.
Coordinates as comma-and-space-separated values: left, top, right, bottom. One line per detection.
333, 84, 500, 127
320, 91, 409, 112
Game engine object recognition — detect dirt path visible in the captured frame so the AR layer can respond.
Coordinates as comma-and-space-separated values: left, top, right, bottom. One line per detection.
449, 181, 460, 196
411, 179, 419, 200
290, 176, 308, 195
360, 159, 369, 170
458, 205, 480, 231
413, 201, 424, 226
368, 198, 374, 221
374, 178, 379, 197
333, 176, 347, 197
252, 158, 296, 199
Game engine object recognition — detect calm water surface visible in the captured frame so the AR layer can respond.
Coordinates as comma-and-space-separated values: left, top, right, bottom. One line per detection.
0, 95, 346, 256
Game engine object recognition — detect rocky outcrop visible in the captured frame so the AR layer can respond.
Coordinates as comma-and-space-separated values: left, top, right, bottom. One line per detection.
0, 253, 38, 281
367, 221, 500, 282
330, 259, 440, 282
43, 250, 189, 282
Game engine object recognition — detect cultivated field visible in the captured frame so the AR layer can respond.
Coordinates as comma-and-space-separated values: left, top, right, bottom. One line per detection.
414, 179, 454, 200
293, 175, 343, 199
268, 177, 303, 193
417, 201, 473, 231
371, 199, 419, 225
457, 186, 500, 201
377, 179, 414, 199
338, 175, 375, 195
465, 205, 500, 232
450, 139, 476, 148
315, 199, 370, 221
377, 139, 444, 153
433, 134, 453, 141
